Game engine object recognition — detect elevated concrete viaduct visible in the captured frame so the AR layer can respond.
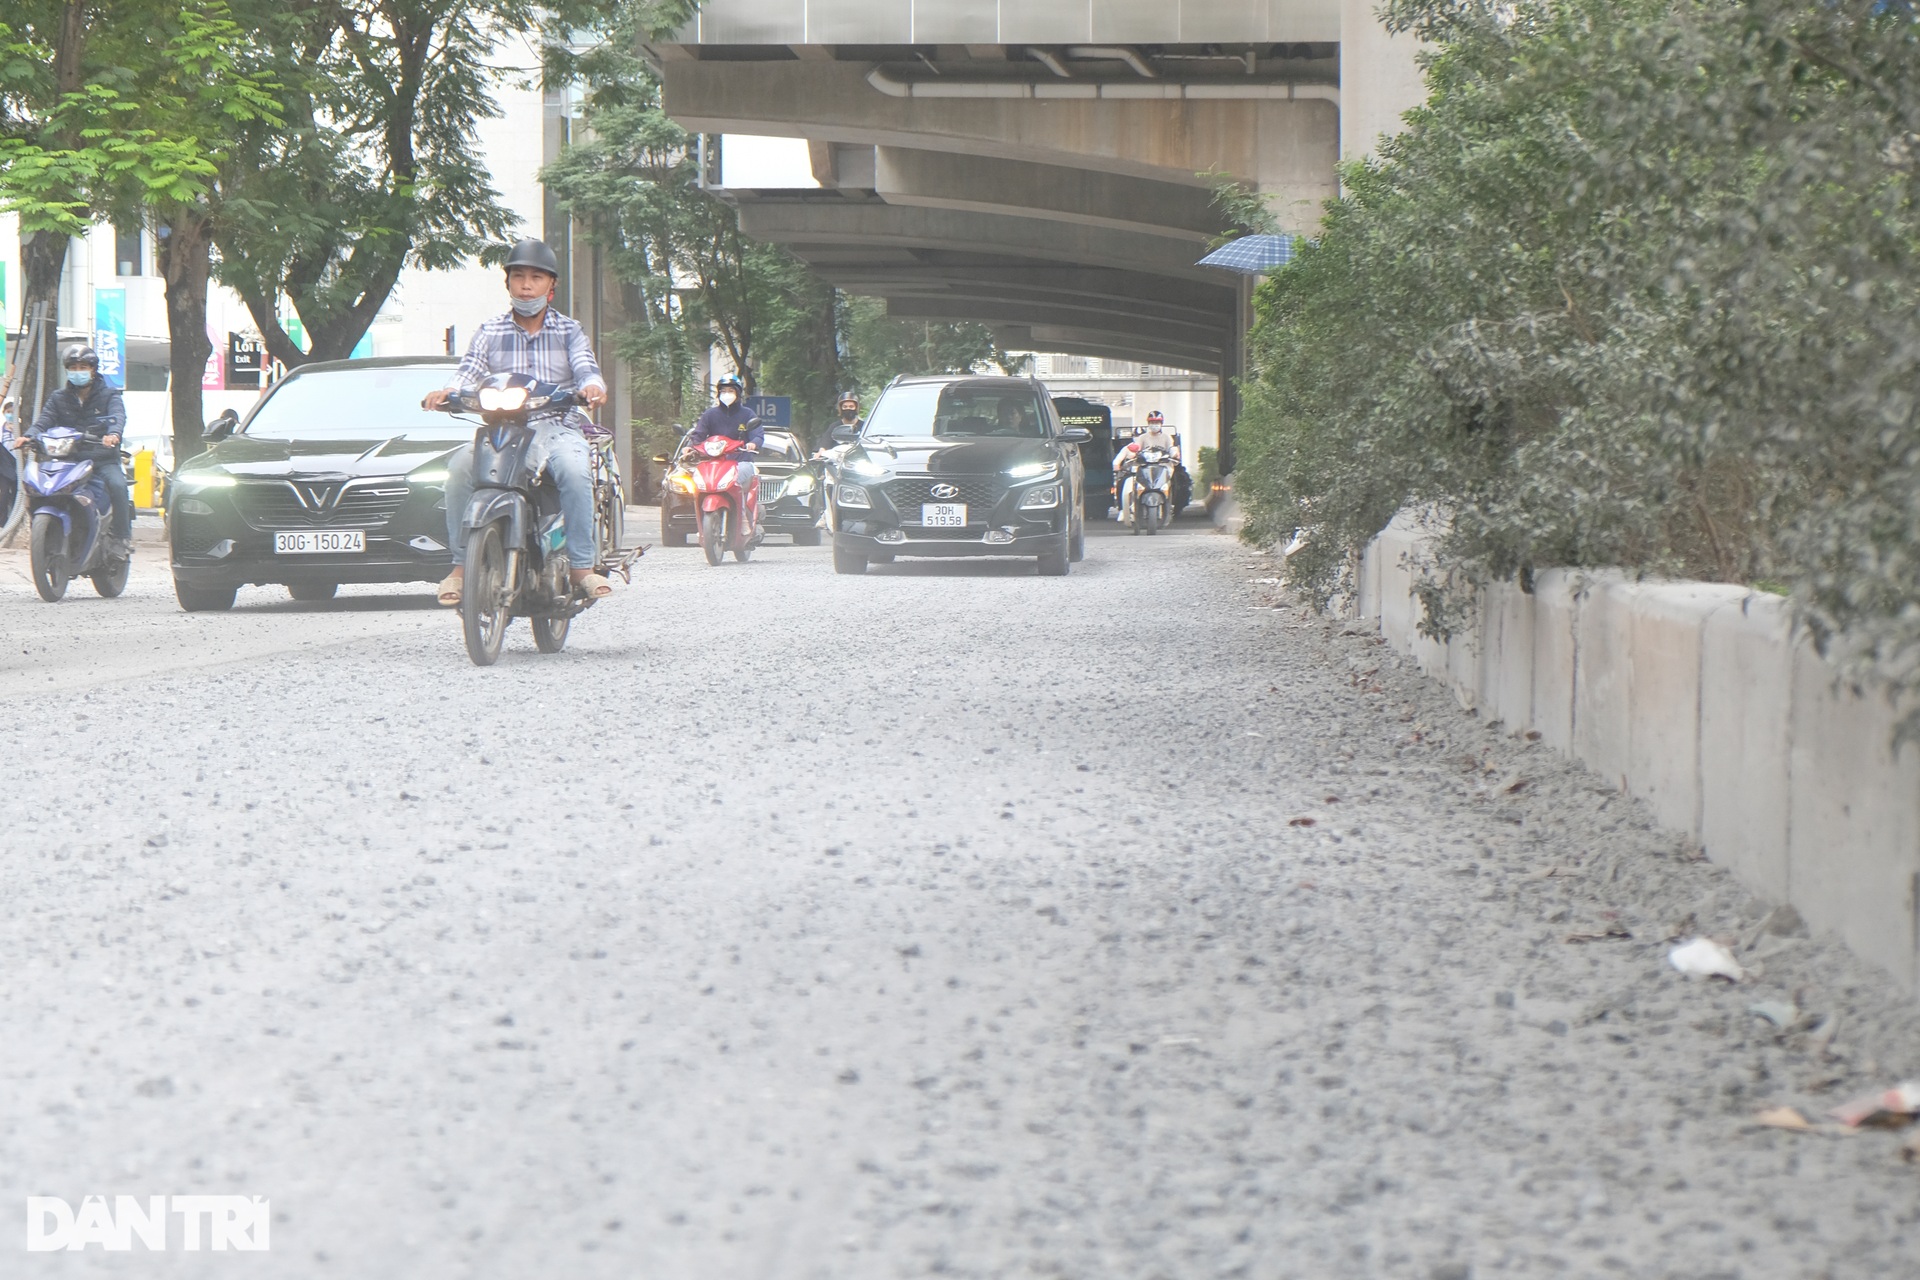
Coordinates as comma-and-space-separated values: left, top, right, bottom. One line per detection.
604, 0, 1425, 459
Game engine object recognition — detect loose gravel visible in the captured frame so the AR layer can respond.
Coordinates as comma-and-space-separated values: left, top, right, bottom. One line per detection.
1, 521, 1916, 1279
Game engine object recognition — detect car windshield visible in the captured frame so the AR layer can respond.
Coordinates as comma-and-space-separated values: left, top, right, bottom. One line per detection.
864, 382, 1047, 439
758, 432, 803, 463
243, 366, 466, 440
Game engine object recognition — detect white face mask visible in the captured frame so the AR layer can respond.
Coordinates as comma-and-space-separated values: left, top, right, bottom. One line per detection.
510, 294, 547, 318
719, 391, 738, 407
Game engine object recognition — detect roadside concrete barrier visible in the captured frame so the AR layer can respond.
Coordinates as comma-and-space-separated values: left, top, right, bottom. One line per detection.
1348, 527, 1920, 998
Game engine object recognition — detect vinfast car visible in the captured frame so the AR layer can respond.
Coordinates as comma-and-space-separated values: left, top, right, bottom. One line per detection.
828, 376, 1090, 576
658, 428, 823, 546
167, 358, 466, 611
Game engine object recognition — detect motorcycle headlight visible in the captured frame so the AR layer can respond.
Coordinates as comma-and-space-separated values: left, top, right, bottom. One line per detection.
1019, 485, 1062, 509
44, 437, 76, 458
837, 481, 871, 508
668, 470, 696, 495
477, 385, 529, 412
1007, 461, 1056, 480
704, 438, 727, 457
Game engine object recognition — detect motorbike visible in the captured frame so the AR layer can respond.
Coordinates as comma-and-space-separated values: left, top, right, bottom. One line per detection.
19, 425, 131, 601
678, 434, 762, 567
437, 372, 639, 667
1121, 445, 1177, 536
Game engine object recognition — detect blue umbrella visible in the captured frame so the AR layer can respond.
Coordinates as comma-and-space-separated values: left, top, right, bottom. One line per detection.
1197, 234, 1296, 274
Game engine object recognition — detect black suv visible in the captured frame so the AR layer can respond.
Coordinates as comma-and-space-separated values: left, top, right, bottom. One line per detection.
827, 376, 1089, 576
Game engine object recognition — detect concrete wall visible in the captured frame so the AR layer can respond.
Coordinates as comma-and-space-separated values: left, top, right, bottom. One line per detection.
1352, 530, 1920, 997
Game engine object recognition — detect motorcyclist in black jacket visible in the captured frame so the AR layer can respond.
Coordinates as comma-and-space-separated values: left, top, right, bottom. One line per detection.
25, 346, 132, 548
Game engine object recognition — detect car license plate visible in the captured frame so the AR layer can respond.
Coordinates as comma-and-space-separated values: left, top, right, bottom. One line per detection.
275, 530, 365, 554
921, 503, 967, 528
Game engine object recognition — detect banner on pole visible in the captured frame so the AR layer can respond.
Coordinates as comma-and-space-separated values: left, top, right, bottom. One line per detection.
93, 288, 127, 389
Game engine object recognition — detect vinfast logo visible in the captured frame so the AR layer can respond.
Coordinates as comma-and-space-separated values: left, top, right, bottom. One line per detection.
25, 1196, 270, 1252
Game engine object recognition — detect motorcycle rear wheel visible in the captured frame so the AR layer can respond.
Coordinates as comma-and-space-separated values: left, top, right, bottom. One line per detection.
462, 525, 511, 667
531, 612, 570, 654
30, 513, 69, 602
91, 556, 131, 598
701, 509, 726, 567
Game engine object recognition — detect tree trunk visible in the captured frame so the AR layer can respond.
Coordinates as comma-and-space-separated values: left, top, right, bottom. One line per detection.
14, 231, 69, 418
158, 208, 214, 467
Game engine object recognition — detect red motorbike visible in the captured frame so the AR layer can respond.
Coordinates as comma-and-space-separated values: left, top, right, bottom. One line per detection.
681, 436, 761, 565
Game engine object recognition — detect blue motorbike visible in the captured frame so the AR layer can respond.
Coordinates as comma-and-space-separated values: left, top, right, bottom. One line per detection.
21, 424, 131, 601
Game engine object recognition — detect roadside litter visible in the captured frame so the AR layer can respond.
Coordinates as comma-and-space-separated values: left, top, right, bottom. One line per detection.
1748, 1000, 1799, 1030
1669, 937, 1744, 981
1830, 1081, 1920, 1129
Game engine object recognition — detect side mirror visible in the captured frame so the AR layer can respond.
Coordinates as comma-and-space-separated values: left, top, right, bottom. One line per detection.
1059, 427, 1093, 445
828, 424, 857, 445
203, 409, 239, 441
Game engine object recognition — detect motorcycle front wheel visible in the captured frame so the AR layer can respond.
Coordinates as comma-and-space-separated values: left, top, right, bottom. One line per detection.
30, 513, 70, 601
91, 555, 131, 598
462, 525, 511, 667
1143, 497, 1161, 536
701, 508, 726, 567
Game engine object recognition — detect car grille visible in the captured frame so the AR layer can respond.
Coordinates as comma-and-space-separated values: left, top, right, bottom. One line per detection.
758, 477, 784, 504
236, 480, 411, 530
887, 476, 1004, 512
172, 522, 223, 556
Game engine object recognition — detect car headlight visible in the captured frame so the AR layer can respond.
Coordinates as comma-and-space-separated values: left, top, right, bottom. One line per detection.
1007, 461, 1057, 480
175, 498, 215, 516
408, 468, 449, 485
1019, 485, 1062, 509
846, 455, 888, 479
174, 472, 236, 490
667, 470, 696, 495
785, 472, 815, 494
837, 481, 871, 508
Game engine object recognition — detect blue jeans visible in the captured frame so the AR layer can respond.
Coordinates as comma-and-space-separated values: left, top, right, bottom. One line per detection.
96, 457, 132, 540
445, 422, 597, 570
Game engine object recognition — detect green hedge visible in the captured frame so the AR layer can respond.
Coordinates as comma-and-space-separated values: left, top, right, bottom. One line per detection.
1237, 0, 1920, 691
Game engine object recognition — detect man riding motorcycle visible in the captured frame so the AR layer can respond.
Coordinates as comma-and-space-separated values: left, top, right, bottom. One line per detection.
686, 376, 764, 527
1112, 417, 1180, 520
423, 238, 609, 605
22, 347, 131, 550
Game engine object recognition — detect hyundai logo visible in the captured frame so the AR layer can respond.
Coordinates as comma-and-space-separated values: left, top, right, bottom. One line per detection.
929, 483, 960, 499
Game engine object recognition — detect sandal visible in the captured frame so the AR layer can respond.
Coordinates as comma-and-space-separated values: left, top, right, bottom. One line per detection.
572, 571, 613, 599
436, 572, 463, 606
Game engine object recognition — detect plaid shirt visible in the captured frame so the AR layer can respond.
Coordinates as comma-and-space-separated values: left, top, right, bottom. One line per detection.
448, 308, 607, 430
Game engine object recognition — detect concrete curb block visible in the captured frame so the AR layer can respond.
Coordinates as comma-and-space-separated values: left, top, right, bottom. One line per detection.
1353, 528, 1920, 999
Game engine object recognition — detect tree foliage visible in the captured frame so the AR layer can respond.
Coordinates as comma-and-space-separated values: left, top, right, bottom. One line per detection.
1236, 0, 1920, 705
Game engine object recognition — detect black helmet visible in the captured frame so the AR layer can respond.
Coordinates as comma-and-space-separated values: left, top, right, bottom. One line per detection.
503, 238, 560, 278
837, 390, 860, 406
63, 345, 100, 368
715, 375, 744, 395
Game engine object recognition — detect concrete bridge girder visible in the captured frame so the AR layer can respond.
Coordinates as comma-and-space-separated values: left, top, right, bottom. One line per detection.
863, 282, 1231, 346
815, 265, 1235, 326
867, 147, 1226, 246
659, 59, 1338, 226
884, 296, 1225, 360
733, 199, 1225, 284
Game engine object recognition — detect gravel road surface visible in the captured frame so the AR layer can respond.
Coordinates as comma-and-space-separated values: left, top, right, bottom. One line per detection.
2, 517, 1916, 1279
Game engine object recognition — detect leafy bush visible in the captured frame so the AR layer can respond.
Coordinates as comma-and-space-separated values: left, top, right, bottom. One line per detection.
1237, 0, 1920, 693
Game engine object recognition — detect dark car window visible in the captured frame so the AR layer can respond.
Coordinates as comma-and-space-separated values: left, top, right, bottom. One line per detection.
864, 382, 1047, 440
243, 366, 466, 440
